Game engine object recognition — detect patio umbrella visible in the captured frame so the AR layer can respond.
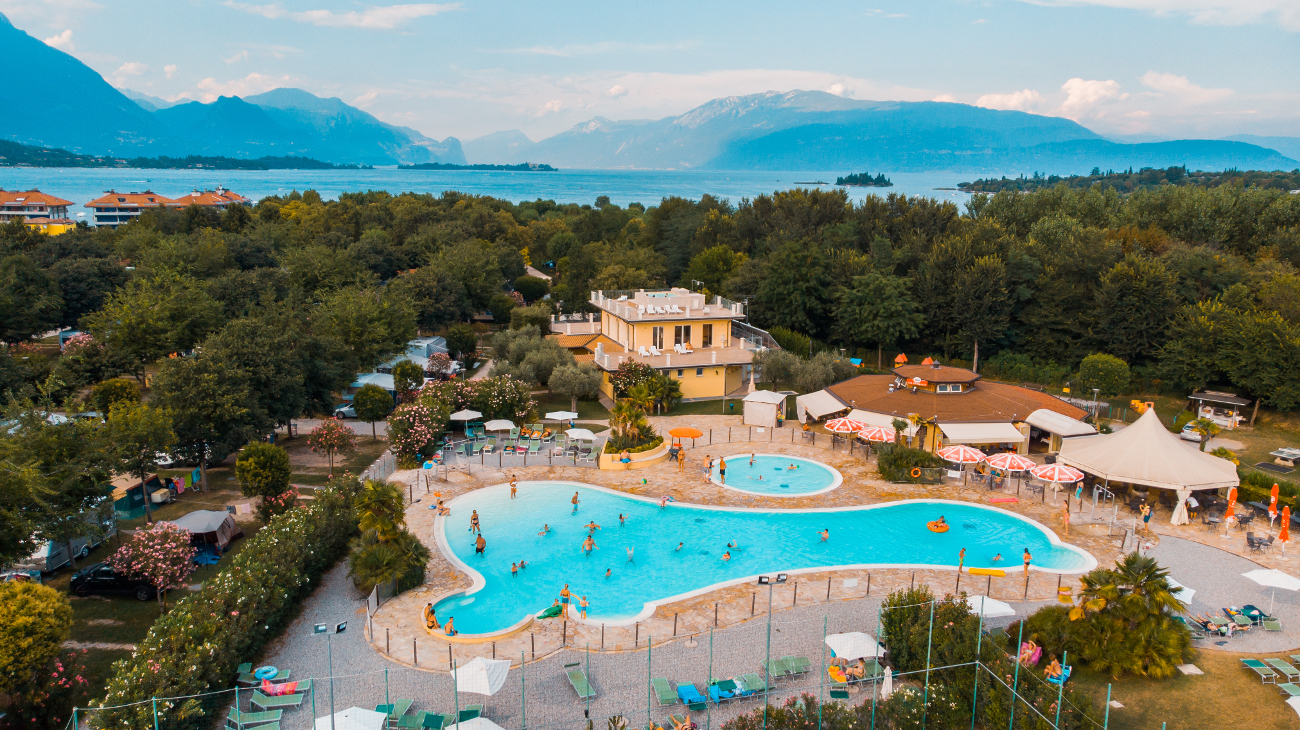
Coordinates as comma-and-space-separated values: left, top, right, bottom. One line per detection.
565, 428, 596, 441
1028, 463, 1084, 483
1271, 483, 1280, 526
857, 426, 894, 443
1242, 568, 1300, 614
483, 419, 515, 432
1282, 506, 1291, 555
315, 708, 387, 730
1225, 486, 1238, 527
985, 453, 1035, 472
824, 418, 868, 434
668, 427, 704, 439
824, 631, 884, 659
1166, 577, 1195, 604
545, 411, 579, 421
937, 445, 986, 464
450, 656, 512, 695
447, 719, 507, 730
968, 595, 1015, 618
449, 410, 482, 421
880, 666, 894, 700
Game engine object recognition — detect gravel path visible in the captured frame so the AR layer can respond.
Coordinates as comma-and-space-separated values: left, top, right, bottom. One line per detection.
1147, 535, 1300, 652
298, 418, 389, 437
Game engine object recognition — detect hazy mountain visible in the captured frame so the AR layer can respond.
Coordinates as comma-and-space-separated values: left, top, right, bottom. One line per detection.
461, 130, 538, 164
119, 88, 183, 112
1224, 135, 1300, 165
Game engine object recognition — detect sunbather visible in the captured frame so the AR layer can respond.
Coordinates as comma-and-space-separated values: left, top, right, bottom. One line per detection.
1018, 640, 1038, 664
670, 714, 698, 730
444, 617, 456, 636
424, 603, 439, 630
1044, 656, 1062, 680
847, 660, 867, 679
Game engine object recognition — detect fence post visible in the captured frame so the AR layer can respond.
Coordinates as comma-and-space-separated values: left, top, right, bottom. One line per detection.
1008, 620, 1025, 730
521, 651, 527, 730
922, 600, 935, 727
673, 613, 678, 635
866, 573, 871, 595
647, 636, 654, 730
152, 698, 160, 730
826, 577, 831, 600
385, 668, 390, 711
413, 638, 418, 666
1055, 650, 1068, 727
1103, 684, 1112, 729
386, 627, 390, 654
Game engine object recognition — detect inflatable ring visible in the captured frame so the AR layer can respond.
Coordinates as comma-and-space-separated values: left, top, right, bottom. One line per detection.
927, 520, 949, 533
910, 467, 922, 478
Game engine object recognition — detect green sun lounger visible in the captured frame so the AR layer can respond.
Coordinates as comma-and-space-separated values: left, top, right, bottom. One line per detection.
1281, 684, 1300, 698
376, 700, 414, 723
1241, 658, 1279, 684
238, 662, 253, 674
239, 669, 290, 685
666, 714, 686, 730
652, 678, 678, 706
228, 708, 282, 730
784, 656, 812, 674
765, 660, 790, 679
397, 712, 436, 730
743, 672, 773, 692
1290, 655, 1300, 666
565, 663, 596, 700
1266, 659, 1300, 682
528, 440, 541, 454
460, 705, 483, 721
251, 690, 306, 710
1265, 619, 1283, 632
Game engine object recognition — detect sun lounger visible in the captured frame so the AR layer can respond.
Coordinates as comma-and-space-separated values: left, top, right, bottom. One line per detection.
1266, 659, 1300, 682
1046, 666, 1072, 686
652, 678, 678, 706
666, 714, 685, 730
228, 708, 282, 730
238, 669, 290, 685
1266, 619, 1283, 631
459, 705, 483, 721
741, 673, 772, 693
783, 656, 812, 674
764, 660, 788, 679
237, 663, 253, 675
1242, 658, 1279, 684
1281, 684, 1300, 698
565, 663, 596, 701
376, 700, 414, 723
396, 712, 436, 730
1290, 655, 1300, 666
251, 692, 304, 710
1173, 616, 1207, 639
677, 684, 707, 711
708, 684, 736, 704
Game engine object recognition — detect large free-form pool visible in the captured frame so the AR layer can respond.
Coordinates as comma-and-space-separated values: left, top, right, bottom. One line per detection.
432, 482, 1095, 635
710, 453, 842, 496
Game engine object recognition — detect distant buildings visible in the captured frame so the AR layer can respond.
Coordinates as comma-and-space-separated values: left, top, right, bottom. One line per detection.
0, 189, 77, 233
84, 186, 250, 228
170, 186, 251, 209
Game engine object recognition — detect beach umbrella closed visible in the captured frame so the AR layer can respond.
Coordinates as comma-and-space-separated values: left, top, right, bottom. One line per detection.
1225, 486, 1238, 525
937, 445, 986, 464
545, 411, 579, 421
824, 418, 868, 434
880, 666, 894, 700
985, 453, 1035, 472
668, 427, 704, 439
450, 409, 482, 421
857, 426, 895, 443
483, 419, 515, 432
565, 428, 596, 441
1243, 568, 1300, 613
451, 657, 512, 696
1282, 507, 1291, 555
968, 595, 1016, 618
1271, 483, 1280, 526
1029, 463, 1084, 483
824, 631, 884, 659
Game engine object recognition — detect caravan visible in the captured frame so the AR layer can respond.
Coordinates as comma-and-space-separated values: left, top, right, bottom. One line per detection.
13, 501, 117, 573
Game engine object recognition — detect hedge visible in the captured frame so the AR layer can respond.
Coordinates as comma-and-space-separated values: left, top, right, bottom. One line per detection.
1239, 468, 1300, 511
603, 435, 663, 455
97, 479, 359, 725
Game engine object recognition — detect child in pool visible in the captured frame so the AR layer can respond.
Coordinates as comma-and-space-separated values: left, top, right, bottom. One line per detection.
539, 524, 551, 536
818, 529, 830, 541
605, 568, 612, 578
721, 551, 731, 561
675, 542, 684, 551
788, 463, 799, 470
991, 553, 1003, 563
579, 596, 589, 618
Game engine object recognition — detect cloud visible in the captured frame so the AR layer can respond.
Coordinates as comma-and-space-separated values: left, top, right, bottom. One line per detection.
605, 85, 628, 98
178, 72, 296, 103
975, 88, 1043, 111
164, 64, 178, 79
115, 62, 148, 76
1054, 77, 1128, 119
973, 18, 987, 23
1139, 71, 1232, 104
826, 83, 850, 97
223, 1, 460, 30
931, 94, 957, 103
43, 29, 73, 50
1013, 0, 1300, 32
537, 99, 566, 116
224, 50, 249, 64
508, 40, 694, 57
0, 0, 101, 27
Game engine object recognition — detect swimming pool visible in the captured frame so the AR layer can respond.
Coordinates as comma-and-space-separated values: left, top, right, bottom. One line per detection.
710, 453, 842, 496
431, 482, 1095, 635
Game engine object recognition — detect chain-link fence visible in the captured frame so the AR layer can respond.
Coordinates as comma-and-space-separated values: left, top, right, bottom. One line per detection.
71, 597, 1111, 730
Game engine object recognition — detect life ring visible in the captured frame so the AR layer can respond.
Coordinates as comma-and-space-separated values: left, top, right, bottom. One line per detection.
910, 467, 922, 478
927, 521, 949, 533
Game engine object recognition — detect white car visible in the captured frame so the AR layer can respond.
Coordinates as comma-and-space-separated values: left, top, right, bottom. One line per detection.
1179, 423, 1205, 442
334, 404, 357, 419
154, 452, 177, 468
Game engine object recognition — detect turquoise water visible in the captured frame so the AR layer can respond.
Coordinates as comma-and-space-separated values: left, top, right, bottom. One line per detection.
711, 454, 840, 496
432, 482, 1094, 634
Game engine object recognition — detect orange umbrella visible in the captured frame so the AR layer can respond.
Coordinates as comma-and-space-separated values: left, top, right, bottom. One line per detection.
894, 353, 908, 364
1270, 483, 1280, 524
668, 427, 704, 439
1281, 506, 1291, 554
1225, 486, 1238, 523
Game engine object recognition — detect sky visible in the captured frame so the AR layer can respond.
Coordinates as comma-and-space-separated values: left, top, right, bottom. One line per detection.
4, 0, 1299, 143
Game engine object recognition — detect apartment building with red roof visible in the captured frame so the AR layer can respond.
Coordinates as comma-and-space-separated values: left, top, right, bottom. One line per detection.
0, 189, 72, 223
84, 191, 177, 228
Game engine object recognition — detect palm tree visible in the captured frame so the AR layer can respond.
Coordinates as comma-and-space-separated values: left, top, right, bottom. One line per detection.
1189, 417, 1220, 452
1072, 552, 1191, 678
891, 418, 908, 445
907, 413, 925, 448
626, 382, 655, 414
354, 479, 406, 541
649, 373, 683, 414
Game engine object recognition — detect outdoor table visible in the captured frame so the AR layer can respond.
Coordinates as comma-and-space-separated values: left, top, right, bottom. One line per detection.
1248, 501, 1269, 515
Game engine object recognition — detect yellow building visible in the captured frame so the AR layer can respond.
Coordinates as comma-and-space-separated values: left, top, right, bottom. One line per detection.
25, 217, 77, 235
565, 288, 778, 401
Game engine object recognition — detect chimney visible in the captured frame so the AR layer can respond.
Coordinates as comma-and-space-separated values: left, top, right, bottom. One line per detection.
712, 351, 717, 364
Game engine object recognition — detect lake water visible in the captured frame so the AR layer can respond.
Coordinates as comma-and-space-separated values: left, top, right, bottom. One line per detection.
0, 168, 977, 215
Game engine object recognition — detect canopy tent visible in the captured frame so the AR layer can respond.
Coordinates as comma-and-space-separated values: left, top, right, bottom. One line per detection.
938, 422, 1026, 446
743, 390, 787, 428
968, 595, 1016, 618
164, 509, 243, 552
1024, 408, 1097, 438
846, 408, 918, 437
1058, 408, 1239, 491
315, 708, 387, 730
824, 632, 883, 659
450, 657, 512, 695
795, 390, 848, 424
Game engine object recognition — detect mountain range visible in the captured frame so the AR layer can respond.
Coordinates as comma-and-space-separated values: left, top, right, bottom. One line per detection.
1, 11, 1296, 174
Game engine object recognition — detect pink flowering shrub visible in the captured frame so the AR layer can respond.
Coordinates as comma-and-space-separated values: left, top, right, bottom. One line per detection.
307, 418, 356, 475
388, 401, 449, 466
106, 522, 196, 611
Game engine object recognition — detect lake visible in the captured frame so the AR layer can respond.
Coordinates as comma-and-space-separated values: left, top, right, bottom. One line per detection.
0, 168, 977, 217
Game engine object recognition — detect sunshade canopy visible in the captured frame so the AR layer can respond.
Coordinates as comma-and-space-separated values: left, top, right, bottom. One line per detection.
968, 595, 1016, 618
668, 427, 704, 438
986, 453, 1036, 471
937, 445, 986, 464
742, 390, 787, 405
484, 419, 515, 431
315, 708, 387, 730
450, 410, 482, 421
1057, 408, 1239, 491
545, 411, 579, 420
450, 657, 512, 695
939, 422, 1026, 445
1242, 569, 1300, 592
824, 418, 868, 434
1024, 408, 1097, 437
847, 409, 917, 437
857, 426, 895, 443
565, 428, 596, 440
824, 631, 883, 659
1030, 463, 1085, 483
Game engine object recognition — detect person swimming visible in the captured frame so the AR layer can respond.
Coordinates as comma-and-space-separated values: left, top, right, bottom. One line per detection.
935, 516, 947, 527
604, 568, 612, 578
818, 529, 830, 542
582, 535, 597, 553
539, 524, 551, 536
991, 553, 1003, 563
675, 542, 684, 551
727, 539, 740, 549
721, 551, 731, 561
787, 463, 800, 470
627, 546, 635, 562
585, 520, 601, 533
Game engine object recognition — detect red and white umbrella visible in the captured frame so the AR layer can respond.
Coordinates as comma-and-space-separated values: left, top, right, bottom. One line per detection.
857, 426, 895, 443
937, 445, 987, 464
985, 453, 1036, 472
1029, 463, 1084, 483
825, 418, 869, 434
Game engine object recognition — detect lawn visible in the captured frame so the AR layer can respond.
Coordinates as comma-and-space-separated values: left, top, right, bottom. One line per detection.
532, 393, 610, 420
1071, 649, 1298, 729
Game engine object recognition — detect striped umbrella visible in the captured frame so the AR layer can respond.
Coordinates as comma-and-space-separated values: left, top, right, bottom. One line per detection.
825, 418, 869, 434
985, 453, 1036, 472
937, 445, 987, 464
857, 425, 895, 443
1029, 463, 1085, 483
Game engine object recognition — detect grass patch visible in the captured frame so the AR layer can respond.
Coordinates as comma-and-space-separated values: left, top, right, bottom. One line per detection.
280, 436, 391, 485
532, 393, 610, 420
1071, 649, 1297, 729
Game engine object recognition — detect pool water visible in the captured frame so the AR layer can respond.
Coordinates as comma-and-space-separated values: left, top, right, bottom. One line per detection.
432, 482, 1095, 634
710, 453, 841, 496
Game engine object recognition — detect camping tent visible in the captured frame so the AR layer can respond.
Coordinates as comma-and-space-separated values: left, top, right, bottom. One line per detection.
743, 390, 787, 428
795, 390, 848, 424
1058, 408, 1238, 524
166, 509, 244, 552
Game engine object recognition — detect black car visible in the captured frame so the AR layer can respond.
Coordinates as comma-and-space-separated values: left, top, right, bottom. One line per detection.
69, 562, 155, 601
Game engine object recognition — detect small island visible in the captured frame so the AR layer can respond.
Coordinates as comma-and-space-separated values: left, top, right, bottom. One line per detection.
399, 162, 557, 171
836, 171, 893, 187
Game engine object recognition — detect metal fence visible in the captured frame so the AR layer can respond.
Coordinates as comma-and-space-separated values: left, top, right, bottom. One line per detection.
69, 596, 1111, 730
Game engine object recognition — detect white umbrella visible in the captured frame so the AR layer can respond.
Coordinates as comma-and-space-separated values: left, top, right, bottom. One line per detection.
879, 666, 893, 700
446, 718, 508, 730
968, 595, 1016, 618
545, 411, 579, 421
1287, 696, 1300, 721
1166, 577, 1195, 604
565, 428, 596, 441
450, 656, 512, 696
825, 631, 883, 659
315, 707, 387, 730
483, 419, 515, 432
450, 410, 482, 421
1243, 568, 1300, 613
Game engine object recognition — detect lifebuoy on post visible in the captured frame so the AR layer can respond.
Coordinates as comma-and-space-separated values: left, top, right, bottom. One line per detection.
910, 467, 922, 478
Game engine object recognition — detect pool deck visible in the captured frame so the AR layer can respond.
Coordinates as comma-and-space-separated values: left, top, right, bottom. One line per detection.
367, 414, 1138, 669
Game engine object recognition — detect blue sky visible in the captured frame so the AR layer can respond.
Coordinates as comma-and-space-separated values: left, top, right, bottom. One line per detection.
6, 0, 1298, 142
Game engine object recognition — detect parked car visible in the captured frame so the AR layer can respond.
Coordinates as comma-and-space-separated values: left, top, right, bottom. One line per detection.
154, 451, 178, 468
333, 404, 357, 419
1180, 423, 1206, 442
69, 562, 155, 601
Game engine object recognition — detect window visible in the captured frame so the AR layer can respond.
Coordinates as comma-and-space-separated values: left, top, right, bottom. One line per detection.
696, 368, 704, 377
937, 384, 949, 392
702, 323, 713, 348
677, 369, 684, 377
674, 325, 692, 346
652, 326, 664, 350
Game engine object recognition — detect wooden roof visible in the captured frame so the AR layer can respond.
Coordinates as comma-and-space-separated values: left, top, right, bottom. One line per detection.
826, 374, 1087, 424
892, 364, 981, 384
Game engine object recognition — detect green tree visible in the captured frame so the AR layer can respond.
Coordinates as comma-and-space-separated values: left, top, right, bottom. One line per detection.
106, 401, 176, 523
307, 418, 356, 476
235, 442, 292, 500
83, 274, 223, 383
106, 522, 196, 612
90, 378, 140, 415
755, 240, 830, 339
0, 582, 73, 712
317, 286, 416, 373
648, 371, 683, 414
680, 244, 746, 294
349, 480, 429, 592
513, 275, 550, 303
954, 254, 1012, 372
353, 384, 394, 440
489, 293, 518, 323
832, 271, 925, 369
1078, 353, 1131, 397
0, 255, 62, 343
445, 323, 478, 362
549, 363, 603, 412
1189, 417, 1221, 451
387, 266, 472, 331
391, 359, 425, 402
151, 357, 255, 489
753, 349, 801, 390
510, 303, 553, 334
1095, 254, 1179, 364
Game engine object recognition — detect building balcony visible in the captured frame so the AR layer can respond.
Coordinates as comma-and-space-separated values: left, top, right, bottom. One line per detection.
590, 288, 746, 323
590, 337, 759, 371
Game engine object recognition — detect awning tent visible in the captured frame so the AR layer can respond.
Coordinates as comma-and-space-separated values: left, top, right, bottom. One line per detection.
1024, 408, 1096, 438
165, 509, 244, 552
795, 390, 848, 423
743, 390, 787, 428
1057, 408, 1239, 492
938, 422, 1026, 445
847, 409, 918, 438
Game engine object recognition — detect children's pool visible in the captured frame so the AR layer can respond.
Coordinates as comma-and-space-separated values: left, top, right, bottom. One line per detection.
710, 453, 842, 496
431, 482, 1095, 635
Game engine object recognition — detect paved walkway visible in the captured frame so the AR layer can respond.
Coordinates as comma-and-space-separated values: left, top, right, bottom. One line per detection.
1147, 535, 1300, 652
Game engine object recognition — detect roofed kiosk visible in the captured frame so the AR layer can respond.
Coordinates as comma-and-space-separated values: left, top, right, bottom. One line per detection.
1057, 407, 1239, 492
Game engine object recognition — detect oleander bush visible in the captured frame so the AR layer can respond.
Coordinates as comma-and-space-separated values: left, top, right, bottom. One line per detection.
96, 477, 360, 725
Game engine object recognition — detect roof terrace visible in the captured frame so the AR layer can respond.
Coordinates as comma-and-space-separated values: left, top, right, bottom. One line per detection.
590, 288, 746, 322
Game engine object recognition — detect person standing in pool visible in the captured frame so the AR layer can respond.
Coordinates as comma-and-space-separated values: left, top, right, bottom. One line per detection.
510, 475, 518, 499
559, 584, 572, 617
626, 546, 635, 562
675, 542, 684, 551
519, 560, 527, 570
475, 534, 486, 554
571, 491, 580, 513
585, 520, 601, 533
604, 568, 612, 578
719, 457, 727, 484
579, 595, 589, 618
818, 529, 829, 541
749, 453, 756, 466
469, 510, 481, 534
619, 513, 627, 526
539, 524, 551, 536
511, 562, 518, 577
582, 535, 597, 554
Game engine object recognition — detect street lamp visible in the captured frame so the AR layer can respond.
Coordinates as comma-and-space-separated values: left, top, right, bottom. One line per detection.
1092, 388, 1101, 419
314, 621, 347, 730
757, 574, 788, 705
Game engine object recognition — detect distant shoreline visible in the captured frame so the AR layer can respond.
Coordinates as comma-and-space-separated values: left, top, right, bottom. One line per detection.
398, 162, 557, 172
